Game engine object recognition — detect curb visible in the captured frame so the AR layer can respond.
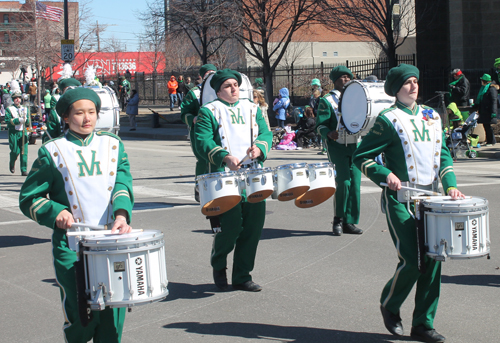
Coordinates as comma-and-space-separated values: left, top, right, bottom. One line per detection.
119, 131, 188, 140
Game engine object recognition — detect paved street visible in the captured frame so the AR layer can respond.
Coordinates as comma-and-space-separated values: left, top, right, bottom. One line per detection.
0, 132, 499, 343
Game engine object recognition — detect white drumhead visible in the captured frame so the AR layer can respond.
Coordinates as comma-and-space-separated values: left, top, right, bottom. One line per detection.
422, 196, 488, 210
83, 230, 163, 244
340, 81, 368, 134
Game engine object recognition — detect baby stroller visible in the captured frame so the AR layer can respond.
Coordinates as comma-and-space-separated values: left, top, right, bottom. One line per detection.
272, 127, 286, 149
446, 111, 479, 159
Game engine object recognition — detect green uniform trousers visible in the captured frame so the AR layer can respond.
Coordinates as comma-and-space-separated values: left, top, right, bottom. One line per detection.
53, 231, 126, 343
211, 200, 266, 285
189, 125, 207, 177
381, 189, 441, 330
9, 130, 28, 172
326, 142, 360, 224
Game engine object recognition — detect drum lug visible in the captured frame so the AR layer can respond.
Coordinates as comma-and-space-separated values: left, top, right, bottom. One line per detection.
262, 174, 266, 185
90, 284, 106, 311
203, 180, 207, 191
436, 239, 448, 262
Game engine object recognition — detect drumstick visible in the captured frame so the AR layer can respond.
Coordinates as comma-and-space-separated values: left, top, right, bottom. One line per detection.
70, 223, 108, 231
237, 154, 251, 167
380, 182, 442, 196
66, 229, 143, 236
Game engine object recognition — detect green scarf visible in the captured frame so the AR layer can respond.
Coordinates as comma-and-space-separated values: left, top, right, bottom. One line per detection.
476, 83, 491, 105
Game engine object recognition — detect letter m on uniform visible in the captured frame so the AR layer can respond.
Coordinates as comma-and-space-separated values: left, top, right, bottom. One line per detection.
76, 150, 103, 177
410, 119, 430, 142
229, 109, 245, 124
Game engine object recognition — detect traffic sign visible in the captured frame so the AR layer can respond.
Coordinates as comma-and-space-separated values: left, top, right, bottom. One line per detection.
61, 39, 75, 63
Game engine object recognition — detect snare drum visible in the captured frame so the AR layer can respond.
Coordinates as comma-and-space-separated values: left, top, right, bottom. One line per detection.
295, 162, 336, 208
275, 163, 310, 201
422, 197, 490, 261
196, 171, 242, 215
338, 81, 394, 144
82, 230, 168, 310
243, 167, 274, 203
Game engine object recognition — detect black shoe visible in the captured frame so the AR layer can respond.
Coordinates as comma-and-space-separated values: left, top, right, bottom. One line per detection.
213, 268, 228, 291
21, 171, 28, 176
380, 305, 404, 336
332, 217, 342, 236
233, 280, 262, 292
343, 223, 363, 234
10, 166, 15, 174
410, 325, 446, 343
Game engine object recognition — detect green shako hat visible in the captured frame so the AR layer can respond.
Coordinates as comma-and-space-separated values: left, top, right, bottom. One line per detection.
56, 87, 101, 116
199, 64, 217, 77
384, 64, 419, 96
480, 73, 492, 81
494, 58, 500, 68
329, 66, 353, 83
210, 69, 242, 93
58, 78, 82, 92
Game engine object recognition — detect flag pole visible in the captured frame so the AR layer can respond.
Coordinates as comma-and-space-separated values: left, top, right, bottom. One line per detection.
64, 0, 69, 40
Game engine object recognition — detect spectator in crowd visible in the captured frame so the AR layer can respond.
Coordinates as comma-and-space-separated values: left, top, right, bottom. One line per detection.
309, 89, 321, 116
474, 74, 498, 146
295, 106, 316, 149
28, 82, 37, 103
196, 75, 203, 86
2, 88, 13, 108
253, 89, 270, 130
168, 75, 178, 111
43, 89, 52, 122
126, 89, 139, 131
448, 69, 470, 106
177, 75, 186, 106
311, 78, 322, 94
491, 57, 500, 85
185, 76, 195, 93
273, 87, 290, 128
446, 102, 464, 131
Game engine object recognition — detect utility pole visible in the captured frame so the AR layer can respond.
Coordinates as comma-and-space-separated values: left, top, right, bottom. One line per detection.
64, 0, 68, 39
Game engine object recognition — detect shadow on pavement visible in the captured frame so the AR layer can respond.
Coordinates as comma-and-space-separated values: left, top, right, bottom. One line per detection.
442, 274, 500, 287
134, 202, 197, 210
0, 235, 50, 248
190, 228, 330, 240
134, 175, 195, 181
162, 321, 409, 342
161, 282, 216, 302
41, 278, 59, 287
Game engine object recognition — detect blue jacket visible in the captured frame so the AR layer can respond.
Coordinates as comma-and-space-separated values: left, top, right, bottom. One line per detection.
126, 93, 139, 115
273, 88, 290, 120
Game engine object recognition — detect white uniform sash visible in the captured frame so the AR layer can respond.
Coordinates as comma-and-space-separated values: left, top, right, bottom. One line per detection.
384, 107, 442, 185
204, 99, 257, 165
8, 105, 27, 131
325, 91, 342, 127
45, 134, 119, 225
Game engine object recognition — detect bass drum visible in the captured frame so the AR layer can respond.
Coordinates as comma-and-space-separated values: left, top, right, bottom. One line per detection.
200, 73, 253, 105
339, 80, 394, 136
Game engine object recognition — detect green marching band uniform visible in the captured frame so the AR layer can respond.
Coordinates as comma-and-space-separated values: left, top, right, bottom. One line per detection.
194, 69, 272, 286
315, 67, 361, 228
353, 65, 458, 332
180, 64, 217, 177
19, 88, 134, 343
5, 92, 31, 174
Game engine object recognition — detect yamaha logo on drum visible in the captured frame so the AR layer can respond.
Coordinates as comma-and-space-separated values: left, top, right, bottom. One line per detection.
135, 257, 143, 265
472, 219, 478, 251
135, 257, 145, 295
350, 122, 360, 128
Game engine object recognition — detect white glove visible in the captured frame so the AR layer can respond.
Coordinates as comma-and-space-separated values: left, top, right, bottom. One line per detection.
19, 117, 25, 124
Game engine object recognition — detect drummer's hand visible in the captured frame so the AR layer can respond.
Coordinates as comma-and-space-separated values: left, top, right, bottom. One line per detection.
55, 209, 74, 229
386, 173, 402, 191
111, 211, 131, 234
223, 155, 240, 171
327, 131, 339, 140
246, 145, 262, 159
448, 188, 465, 200
193, 116, 198, 124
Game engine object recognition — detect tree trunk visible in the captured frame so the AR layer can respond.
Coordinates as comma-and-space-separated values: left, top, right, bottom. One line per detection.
263, 65, 275, 127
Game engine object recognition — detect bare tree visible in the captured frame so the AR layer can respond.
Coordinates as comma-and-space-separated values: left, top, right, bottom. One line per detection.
164, 33, 200, 73
317, 0, 422, 68
232, 0, 322, 108
136, 4, 166, 75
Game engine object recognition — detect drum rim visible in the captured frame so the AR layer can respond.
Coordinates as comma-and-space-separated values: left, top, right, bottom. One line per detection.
308, 162, 333, 168
421, 196, 488, 208
82, 230, 164, 244
196, 171, 239, 180
276, 163, 308, 170
244, 167, 274, 174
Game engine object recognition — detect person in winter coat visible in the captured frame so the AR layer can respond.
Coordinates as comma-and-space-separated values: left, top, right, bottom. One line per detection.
295, 106, 316, 148
309, 89, 321, 116
273, 87, 290, 128
167, 76, 178, 111
448, 69, 470, 106
126, 90, 139, 131
177, 75, 186, 105
2, 88, 13, 108
28, 82, 37, 103
474, 74, 498, 146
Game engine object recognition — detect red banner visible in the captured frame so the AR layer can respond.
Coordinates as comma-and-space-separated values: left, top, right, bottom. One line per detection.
48, 52, 166, 79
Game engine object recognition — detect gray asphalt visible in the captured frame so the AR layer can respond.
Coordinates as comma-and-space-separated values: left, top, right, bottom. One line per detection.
0, 131, 499, 343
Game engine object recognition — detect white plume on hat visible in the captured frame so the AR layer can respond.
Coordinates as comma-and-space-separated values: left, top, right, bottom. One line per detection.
10, 79, 21, 93
84, 66, 100, 87
58, 63, 73, 82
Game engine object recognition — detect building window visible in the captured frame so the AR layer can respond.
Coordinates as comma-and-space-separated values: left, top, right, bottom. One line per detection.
3, 14, 9, 24
333, 52, 338, 57
323, 52, 327, 57
4, 33, 9, 43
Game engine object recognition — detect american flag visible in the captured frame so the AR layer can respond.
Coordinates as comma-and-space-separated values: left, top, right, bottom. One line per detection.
35, 1, 64, 22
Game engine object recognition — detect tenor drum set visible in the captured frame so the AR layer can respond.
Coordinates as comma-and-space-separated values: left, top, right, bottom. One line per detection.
195, 162, 336, 216
68, 224, 169, 312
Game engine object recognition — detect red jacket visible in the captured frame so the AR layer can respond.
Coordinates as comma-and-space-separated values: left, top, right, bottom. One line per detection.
168, 77, 178, 94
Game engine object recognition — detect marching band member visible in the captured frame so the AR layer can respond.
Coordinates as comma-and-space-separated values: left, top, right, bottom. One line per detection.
181, 64, 218, 201
353, 64, 464, 343
315, 66, 363, 235
194, 69, 272, 292
5, 85, 30, 176
19, 87, 134, 343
